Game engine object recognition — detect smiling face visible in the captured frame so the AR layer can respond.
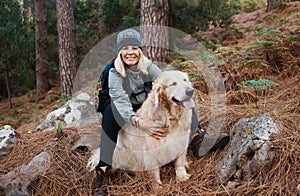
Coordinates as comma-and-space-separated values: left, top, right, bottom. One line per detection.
120, 45, 140, 67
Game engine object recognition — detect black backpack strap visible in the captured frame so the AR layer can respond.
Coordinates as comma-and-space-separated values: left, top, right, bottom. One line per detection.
96, 60, 115, 114
100, 60, 115, 91
142, 74, 153, 92
123, 73, 153, 112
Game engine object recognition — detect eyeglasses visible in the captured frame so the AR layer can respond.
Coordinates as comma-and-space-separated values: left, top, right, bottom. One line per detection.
121, 46, 139, 52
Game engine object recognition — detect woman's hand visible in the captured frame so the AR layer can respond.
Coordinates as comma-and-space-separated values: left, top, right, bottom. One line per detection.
139, 118, 169, 140
131, 116, 168, 140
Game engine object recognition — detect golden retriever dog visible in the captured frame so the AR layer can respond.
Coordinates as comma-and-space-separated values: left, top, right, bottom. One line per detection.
87, 70, 195, 185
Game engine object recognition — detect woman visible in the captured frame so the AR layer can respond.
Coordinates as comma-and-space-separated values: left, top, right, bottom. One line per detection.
94, 28, 229, 196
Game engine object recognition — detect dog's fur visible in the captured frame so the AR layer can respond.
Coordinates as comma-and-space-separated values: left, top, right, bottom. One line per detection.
87, 70, 195, 185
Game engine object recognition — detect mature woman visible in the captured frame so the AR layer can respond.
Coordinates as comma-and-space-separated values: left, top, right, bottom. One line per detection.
94, 28, 229, 196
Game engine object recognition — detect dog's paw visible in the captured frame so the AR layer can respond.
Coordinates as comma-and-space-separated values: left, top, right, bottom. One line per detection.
86, 148, 100, 172
175, 166, 191, 181
176, 173, 191, 182
151, 179, 162, 190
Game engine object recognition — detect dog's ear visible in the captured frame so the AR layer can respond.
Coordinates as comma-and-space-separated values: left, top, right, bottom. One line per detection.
151, 82, 161, 109
151, 82, 168, 110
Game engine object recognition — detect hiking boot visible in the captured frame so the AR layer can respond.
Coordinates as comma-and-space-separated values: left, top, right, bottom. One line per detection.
189, 129, 230, 159
93, 167, 110, 196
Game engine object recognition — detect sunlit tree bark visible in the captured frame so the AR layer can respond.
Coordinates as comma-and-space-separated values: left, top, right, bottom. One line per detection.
56, 0, 77, 95
140, 0, 169, 68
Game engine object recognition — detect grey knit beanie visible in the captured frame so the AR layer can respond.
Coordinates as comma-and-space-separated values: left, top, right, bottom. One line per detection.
117, 29, 142, 52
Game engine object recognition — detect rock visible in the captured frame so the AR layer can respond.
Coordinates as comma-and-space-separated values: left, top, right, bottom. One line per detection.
216, 114, 278, 186
0, 125, 18, 160
0, 178, 30, 196
36, 93, 100, 131
36, 93, 101, 152
72, 122, 101, 152
0, 152, 51, 196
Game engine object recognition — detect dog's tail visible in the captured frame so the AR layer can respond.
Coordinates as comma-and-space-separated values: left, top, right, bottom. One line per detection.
86, 147, 100, 172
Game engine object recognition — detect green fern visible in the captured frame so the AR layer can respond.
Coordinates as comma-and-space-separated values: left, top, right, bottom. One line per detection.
239, 58, 266, 67
254, 26, 281, 36
238, 79, 279, 90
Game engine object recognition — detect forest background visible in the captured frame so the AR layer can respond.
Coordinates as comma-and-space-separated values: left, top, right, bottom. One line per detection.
0, 0, 300, 195
0, 0, 281, 102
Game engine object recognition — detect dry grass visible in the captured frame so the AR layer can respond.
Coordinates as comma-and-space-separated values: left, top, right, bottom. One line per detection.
0, 100, 299, 196
0, 67, 299, 195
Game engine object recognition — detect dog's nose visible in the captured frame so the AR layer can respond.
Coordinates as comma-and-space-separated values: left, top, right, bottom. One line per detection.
186, 88, 194, 97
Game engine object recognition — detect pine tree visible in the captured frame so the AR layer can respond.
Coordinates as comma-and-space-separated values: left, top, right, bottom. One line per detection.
35, 0, 50, 94
56, 0, 77, 95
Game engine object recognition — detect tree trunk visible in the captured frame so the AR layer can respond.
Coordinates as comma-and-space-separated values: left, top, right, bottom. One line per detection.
23, 0, 32, 30
266, 0, 281, 12
97, 0, 106, 40
56, 0, 77, 96
4, 63, 12, 109
140, 0, 169, 68
35, 0, 49, 94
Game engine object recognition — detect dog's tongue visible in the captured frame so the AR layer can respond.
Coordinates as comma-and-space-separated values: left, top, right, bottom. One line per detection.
182, 98, 195, 109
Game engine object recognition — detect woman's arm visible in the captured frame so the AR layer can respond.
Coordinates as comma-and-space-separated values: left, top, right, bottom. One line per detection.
108, 63, 162, 125
108, 68, 135, 123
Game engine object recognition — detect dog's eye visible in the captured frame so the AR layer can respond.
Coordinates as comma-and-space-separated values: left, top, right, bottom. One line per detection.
170, 82, 177, 86
184, 79, 187, 82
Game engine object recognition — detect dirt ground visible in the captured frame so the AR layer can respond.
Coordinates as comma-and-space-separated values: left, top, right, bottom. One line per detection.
0, 2, 300, 196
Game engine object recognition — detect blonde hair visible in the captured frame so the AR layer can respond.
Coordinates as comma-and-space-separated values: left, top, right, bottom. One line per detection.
114, 48, 152, 77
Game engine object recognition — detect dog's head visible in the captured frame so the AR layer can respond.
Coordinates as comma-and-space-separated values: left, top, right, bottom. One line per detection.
152, 70, 195, 110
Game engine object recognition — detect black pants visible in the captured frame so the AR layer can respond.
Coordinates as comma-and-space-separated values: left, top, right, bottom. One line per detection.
96, 103, 199, 168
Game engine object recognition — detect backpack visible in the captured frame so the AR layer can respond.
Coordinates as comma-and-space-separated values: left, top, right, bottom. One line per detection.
96, 60, 115, 115
96, 60, 153, 115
